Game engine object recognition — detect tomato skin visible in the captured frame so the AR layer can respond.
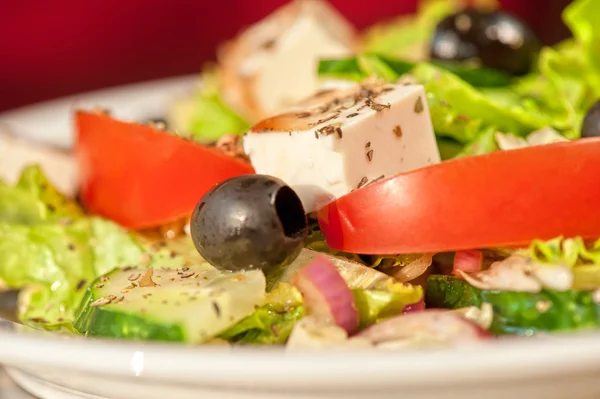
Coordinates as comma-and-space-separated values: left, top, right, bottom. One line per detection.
318, 138, 600, 254
75, 111, 254, 229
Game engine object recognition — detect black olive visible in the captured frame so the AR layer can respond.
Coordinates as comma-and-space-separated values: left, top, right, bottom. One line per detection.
190, 175, 308, 281
582, 100, 600, 138
430, 10, 541, 76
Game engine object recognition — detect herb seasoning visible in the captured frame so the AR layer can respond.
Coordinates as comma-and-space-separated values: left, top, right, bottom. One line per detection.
414, 97, 424, 113
357, 176, 369, 189
393, 125, 403, 138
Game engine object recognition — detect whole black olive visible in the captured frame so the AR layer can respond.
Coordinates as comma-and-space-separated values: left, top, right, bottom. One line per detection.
582, 100, 600, 138
190, 175, 308, 281
430, 10, 541, 76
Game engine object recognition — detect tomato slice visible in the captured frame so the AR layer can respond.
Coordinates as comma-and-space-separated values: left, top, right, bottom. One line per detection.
75, 111, 254, 229
317, 138, 600, 254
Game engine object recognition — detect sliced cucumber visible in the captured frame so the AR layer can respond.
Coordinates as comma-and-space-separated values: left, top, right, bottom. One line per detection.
427, 275, 600, 335
74, 265, 265, 343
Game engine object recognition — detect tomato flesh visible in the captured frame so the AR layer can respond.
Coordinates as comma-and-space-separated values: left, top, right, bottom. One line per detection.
76, 111, 254, 229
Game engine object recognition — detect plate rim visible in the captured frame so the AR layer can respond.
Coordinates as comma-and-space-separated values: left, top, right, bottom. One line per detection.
2, 318, 600, 390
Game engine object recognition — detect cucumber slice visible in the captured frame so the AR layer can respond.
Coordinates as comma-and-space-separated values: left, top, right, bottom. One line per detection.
74, 265, 266, 343
427, 275, 600, 335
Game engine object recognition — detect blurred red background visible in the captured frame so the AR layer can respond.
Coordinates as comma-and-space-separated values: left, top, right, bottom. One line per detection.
0, 0, 571, 112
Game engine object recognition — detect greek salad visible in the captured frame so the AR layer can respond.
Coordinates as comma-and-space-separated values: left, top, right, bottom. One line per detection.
2, 0, 600, 349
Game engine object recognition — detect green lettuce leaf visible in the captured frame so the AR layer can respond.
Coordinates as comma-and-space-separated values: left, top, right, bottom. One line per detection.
563, 0, 600, 98
530, 236, 600, 290
219, 282, 304, 344
0, 217, 145, 328
411, 63, 549, 138
509, 45, 588, 140
3, 221, 95, 329
168, 69, 249, 142
0, 165, 83, 224
89, 218, 145, 276
432, 61, 512, 87
318, 57, 364, 82
318, 54, 511, 89
530, 237, 600, 268
436, 137, 464, 160
0, 181, 48, 225
352, 280, 423, 329
187, 92, 250, 142
455, 126, 499, 158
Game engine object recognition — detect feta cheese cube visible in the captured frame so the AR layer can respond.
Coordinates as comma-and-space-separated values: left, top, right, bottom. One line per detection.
243, 81, 441, 213
218, 0, 357, 122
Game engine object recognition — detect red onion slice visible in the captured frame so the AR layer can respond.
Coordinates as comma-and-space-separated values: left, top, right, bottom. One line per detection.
453, 250, 483, 275
357, 309, 491, 346
291, 255, 359, 334
402, 298, 425, 313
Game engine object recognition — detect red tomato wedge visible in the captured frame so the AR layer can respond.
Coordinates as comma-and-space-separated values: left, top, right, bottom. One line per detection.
75, 111, 254, 229
317, 138, 600, 254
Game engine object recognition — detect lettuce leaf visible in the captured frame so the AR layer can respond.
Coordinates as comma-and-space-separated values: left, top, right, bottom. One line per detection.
411, 63, 549, 138
352, 280, 423, 329
529, 237, 600, 290
0, 217, 142, 328
219, 282, 304, 344
168, 69, 249, 142
318, 57, 364, 82
187, 92, 250, 142
509, 46, 588, 140
455, 126, 499, 158
436, 137, 464, 160
432, 61, 512, 87
0, 165, 83, 224
318, 54, 511, 89
530, 237, 600, 268
563, 0, 600, 98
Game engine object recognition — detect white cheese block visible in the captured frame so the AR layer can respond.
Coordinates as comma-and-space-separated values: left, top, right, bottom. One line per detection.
243, 81, 441, 213
218, 0, 357, 123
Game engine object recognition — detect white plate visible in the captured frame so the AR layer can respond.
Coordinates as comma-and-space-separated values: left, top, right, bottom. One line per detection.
1, 77, 600, 399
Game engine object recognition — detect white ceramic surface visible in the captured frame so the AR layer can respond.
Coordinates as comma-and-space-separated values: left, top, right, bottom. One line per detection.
1, 77, 600, 399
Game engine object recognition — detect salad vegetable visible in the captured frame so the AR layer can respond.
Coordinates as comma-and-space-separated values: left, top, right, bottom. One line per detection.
167, 68, 250, 141
318, 138, 600, 254
76, 110, 254, 229
74, 265, 266, 343
4, 0, 600, 350
292, 255, 360, 334
427, 275, 600, 335
218, 282, 304, 345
